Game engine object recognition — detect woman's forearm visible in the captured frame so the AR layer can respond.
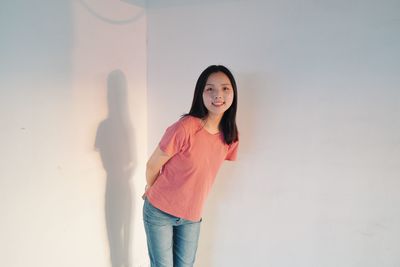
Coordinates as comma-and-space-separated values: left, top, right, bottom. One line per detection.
146, 165, 160, 187
145, 146, 172, 189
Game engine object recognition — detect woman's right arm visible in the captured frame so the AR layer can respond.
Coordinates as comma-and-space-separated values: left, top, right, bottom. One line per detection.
145, 146, 172, 188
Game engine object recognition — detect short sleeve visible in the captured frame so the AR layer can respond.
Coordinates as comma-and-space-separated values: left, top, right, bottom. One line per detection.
225, 140, 239, 161
159, 120, 187, 157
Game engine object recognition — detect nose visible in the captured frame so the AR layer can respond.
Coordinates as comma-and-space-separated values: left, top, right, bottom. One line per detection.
214, 90, 223, 99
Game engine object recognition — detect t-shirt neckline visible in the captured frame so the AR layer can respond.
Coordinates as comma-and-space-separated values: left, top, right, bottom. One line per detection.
194, 117, 221, 136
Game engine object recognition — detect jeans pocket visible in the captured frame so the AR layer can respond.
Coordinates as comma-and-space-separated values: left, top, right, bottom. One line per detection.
144, 199, 173, 225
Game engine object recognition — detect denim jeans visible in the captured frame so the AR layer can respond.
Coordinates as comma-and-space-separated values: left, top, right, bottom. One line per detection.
143, 198, 201, 267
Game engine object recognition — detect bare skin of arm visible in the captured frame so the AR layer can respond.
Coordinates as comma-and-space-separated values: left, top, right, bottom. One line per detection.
142, 146, 172, 198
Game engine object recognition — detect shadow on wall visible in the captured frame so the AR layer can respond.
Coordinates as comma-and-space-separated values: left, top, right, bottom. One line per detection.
95, 70, 137, 267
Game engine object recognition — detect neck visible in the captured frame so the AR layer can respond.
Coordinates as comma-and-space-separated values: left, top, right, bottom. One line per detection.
203, 113, 222, 131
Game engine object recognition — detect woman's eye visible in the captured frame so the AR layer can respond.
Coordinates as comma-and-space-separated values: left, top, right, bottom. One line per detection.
223, 87, 231, 91
205, 87, 213, 91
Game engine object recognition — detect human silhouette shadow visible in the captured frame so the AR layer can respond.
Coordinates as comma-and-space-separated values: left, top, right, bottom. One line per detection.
95, 70, 136, 267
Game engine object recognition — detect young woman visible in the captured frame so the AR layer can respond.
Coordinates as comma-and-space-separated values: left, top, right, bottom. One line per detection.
142, 65, 239, 267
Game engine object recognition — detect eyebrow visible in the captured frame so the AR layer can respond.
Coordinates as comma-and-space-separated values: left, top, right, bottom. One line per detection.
205, 83, 232, 86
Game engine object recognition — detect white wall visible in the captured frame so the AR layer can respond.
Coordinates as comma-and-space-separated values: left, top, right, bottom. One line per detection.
0, 1, 148, 266
146, 0, 400, 266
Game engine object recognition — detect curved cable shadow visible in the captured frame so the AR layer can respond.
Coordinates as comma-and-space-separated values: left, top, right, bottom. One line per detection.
78, 0, 145, 25
95, 70, 137, 267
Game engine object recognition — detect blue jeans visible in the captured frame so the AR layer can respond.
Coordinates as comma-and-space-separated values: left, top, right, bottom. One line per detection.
143, 198, 201, 267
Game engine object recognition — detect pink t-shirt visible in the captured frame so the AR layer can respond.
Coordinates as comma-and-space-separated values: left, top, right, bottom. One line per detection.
146, 115, 239, 222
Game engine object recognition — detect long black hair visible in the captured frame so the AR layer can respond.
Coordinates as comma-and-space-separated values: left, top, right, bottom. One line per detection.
184, 65, 238, 145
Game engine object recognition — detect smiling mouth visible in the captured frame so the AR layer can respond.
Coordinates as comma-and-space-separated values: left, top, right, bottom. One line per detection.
212, 102, 225, 107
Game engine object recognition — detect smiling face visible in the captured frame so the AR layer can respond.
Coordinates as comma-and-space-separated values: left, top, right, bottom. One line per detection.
202, 71, 234, 118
